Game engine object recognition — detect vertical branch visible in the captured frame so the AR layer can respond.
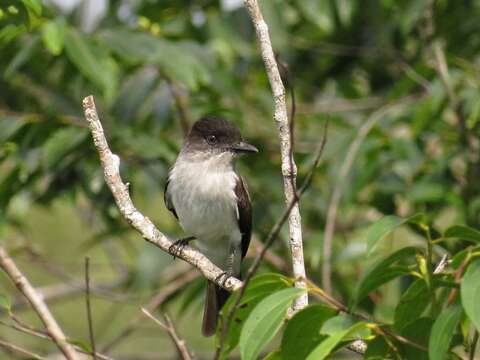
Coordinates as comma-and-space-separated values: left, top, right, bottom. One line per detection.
84, 257, 97, 359
243, 0, 308, 310
0, 245, 79, 360
322, 96, 424, 291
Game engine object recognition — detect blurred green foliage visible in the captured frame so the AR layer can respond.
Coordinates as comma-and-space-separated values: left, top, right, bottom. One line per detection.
1, 0, 480, 359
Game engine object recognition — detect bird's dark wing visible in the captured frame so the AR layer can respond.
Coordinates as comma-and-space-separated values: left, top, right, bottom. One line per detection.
235, 176, 252, 259
164, 179, 178, 219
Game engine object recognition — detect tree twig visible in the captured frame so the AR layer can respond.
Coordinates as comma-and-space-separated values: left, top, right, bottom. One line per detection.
0, 245, 79, 360
141, 309, 194, 360
12, 272, 128, 310
470, 330, 479, 360
322, 94, 425, 292
102, 269, 198, 353
243, 0, 308, 310
82, 95, 242, 293
84, 257, 97, 359
0, 319, 113, 360
0, 336, 46, 360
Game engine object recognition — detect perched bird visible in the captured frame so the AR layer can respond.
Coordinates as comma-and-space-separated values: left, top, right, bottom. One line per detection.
164, 117, 258, 336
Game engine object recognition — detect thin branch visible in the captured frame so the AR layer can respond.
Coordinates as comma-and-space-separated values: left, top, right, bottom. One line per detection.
250, 236, 289, 273
308, 282, 428, 353
82, 95, 242, 293
243, 0, 308, 310
0, 245, 79, 360
12, 272, 128, 310
215, 121, 328, 359
470, 331, 479, 360
84, 257, 97, 359
322, 94, 425, 292
141, 309, 194, 360
102, 269, 198, 353
0, 336, 46, 360
0, 319, 113, 360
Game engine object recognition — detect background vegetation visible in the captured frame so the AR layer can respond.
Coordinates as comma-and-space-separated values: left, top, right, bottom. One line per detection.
1, 0, 480, 359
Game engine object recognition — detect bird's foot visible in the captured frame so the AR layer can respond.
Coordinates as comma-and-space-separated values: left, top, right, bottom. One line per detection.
215, 271, 233, 288
169, 236, 195, 259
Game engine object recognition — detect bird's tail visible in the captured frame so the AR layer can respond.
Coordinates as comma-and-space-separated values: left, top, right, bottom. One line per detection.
202, 281, 230, 337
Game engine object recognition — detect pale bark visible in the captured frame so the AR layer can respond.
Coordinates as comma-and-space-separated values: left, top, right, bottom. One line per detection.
243, 0, 308, 310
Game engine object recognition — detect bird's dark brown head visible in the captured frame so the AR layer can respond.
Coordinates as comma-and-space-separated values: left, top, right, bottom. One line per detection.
184, 117, 258, 155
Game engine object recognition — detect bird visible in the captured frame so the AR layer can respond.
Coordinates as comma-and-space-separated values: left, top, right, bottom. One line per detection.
164, 116, 258, 336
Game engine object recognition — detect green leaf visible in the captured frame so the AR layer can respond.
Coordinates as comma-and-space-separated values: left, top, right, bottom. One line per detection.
428, 305, 462, 360
239, 287, 303, 360
99, 30, 211, 90
41, 18, 65, 55
353, 247, 417, 306
42, 127, 87, 169
394, 279, 430, 330
366, 215, 405, 255
297, 0, 334, 34
365, 336, 389, 359
461, 259, 480, 332
366, 214, 425, 256
0, 294, 11, 312
217, 273, 290, 359
281, 304, 337, 360
67, 338, 92, 353
444, 225, 480, 243
400, 317, 432, 360
21, 0, 42, 16
262, 350, 282, 360
306, 322, 368, 360
320, 314, 371, 340
64, 28, 118, 103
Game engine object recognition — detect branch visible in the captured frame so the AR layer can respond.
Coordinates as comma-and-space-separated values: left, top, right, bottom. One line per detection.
0, 245, 79, 360
322, 94, 426, 292
141, 309, 194, 360
82, 95, 242, 293
243, 0, 307, 310
0, 318, 112, 360
12, 274, 127, 310
102, 268, 198, 352
0, 336, 45, 360
84, 257, 97, 360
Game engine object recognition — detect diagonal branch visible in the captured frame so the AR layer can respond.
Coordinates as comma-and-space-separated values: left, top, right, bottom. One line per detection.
0, 336, 46, 360
142, 309, 194, 360
82, 95, 242, 293
322, 94, 426, 292
243, 0, 308, 310
102, 268, 198, 352
0, 245, 79, 360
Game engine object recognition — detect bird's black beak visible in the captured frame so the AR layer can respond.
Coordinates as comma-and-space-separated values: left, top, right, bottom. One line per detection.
231, 141, 259, 154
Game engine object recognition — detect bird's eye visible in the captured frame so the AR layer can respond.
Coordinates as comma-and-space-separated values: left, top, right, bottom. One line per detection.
206, 135, 217, 144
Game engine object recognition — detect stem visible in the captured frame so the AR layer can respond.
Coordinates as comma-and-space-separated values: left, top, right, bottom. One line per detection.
470, 331, 479, 360
424, 225, 438, 315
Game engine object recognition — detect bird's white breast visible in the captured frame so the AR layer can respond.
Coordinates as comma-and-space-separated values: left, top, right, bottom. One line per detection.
167, 153, 241, 267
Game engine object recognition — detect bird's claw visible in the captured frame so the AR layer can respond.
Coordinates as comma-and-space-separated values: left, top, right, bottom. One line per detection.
169, 236, 194, 259
215, 271, 233, 287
